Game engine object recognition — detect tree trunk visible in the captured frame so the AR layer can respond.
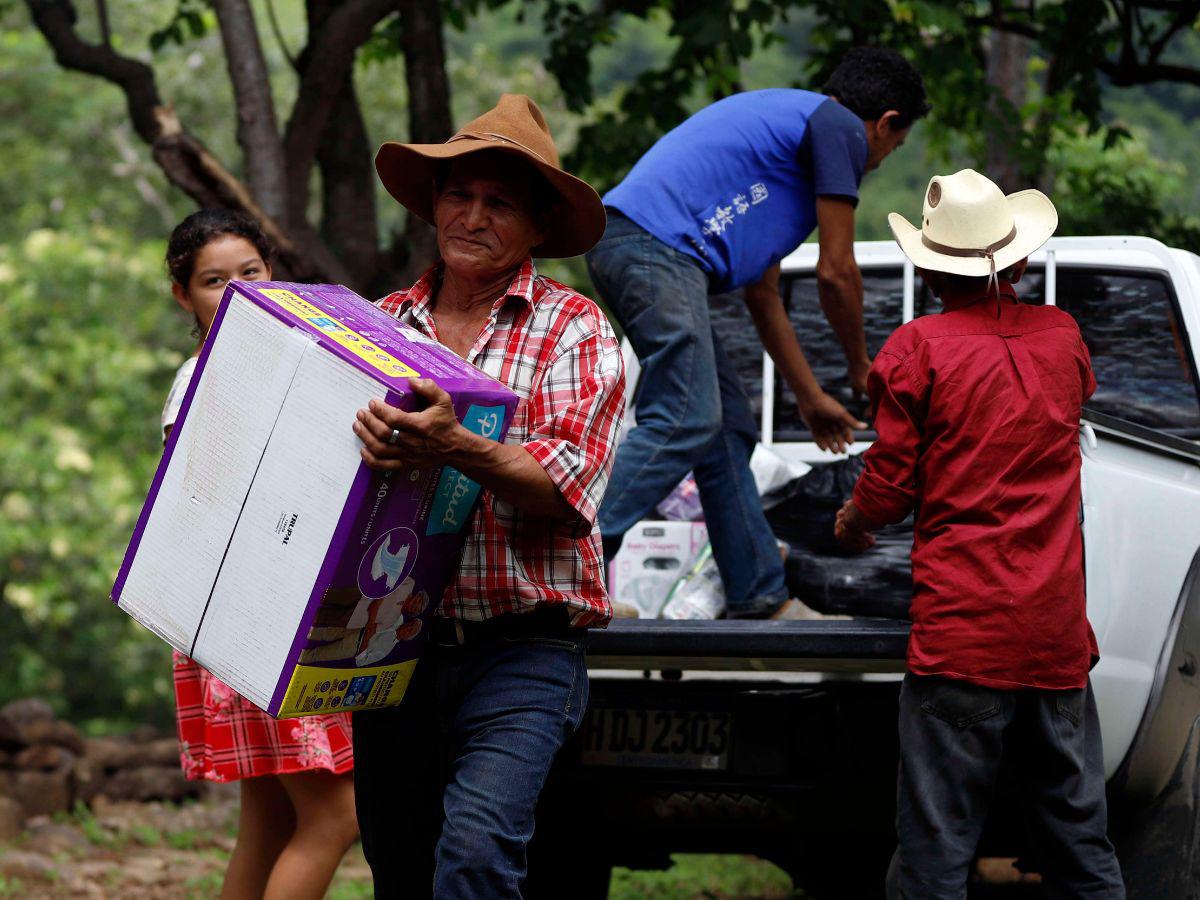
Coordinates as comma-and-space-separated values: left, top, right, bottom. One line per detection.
210, 0, 289, 222
283, 0, 399, 235
317, 73, 382, 289
984, 30, 1030, 194
396, 0, 453, 283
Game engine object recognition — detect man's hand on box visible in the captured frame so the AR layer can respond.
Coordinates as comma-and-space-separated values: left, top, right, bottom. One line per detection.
356, 377, 578, 521
354, 377, 466, 471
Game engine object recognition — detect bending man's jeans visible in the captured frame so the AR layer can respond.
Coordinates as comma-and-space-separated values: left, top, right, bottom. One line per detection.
586, 212, 787, 616
890, 673, 1125, 900
352, 617, 588, 899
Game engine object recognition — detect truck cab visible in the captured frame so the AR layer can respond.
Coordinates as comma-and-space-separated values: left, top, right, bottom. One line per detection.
532, 237, 1200, 898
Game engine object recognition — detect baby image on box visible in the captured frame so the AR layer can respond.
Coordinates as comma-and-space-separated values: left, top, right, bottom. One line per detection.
301, 579, 430, 667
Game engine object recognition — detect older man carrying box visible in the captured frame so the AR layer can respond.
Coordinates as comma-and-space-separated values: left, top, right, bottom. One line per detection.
349, 95, 625, 898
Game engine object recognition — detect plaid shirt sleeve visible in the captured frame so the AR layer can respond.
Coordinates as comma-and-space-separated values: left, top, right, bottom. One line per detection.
521, 310, 625, 537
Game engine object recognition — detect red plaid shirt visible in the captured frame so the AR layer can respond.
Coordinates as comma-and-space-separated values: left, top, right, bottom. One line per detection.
377, 260, 625, 628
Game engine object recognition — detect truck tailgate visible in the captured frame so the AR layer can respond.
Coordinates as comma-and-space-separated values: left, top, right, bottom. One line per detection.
585, 618, 909, 673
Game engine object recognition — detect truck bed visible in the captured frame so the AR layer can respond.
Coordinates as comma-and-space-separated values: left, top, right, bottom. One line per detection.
585, 617, 910, 673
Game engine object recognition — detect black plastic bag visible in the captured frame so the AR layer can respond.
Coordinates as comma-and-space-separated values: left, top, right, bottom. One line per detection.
764, 457, 913, 620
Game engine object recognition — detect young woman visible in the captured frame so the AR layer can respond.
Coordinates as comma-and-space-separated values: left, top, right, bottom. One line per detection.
163, 209, 359, 900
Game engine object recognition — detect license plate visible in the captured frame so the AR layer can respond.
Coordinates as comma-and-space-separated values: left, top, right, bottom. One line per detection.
578, 708, 731, 770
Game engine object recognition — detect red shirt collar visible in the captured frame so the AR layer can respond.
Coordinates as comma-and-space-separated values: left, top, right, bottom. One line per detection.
397, 258, 539, 322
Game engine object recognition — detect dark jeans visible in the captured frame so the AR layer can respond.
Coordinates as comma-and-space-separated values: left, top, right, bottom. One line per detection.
891, 674, 1125, 899
352, 614, 589, 899
585, 211, 787, 615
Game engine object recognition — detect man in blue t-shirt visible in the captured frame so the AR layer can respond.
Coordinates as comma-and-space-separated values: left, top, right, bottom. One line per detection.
588, 47, 929, 618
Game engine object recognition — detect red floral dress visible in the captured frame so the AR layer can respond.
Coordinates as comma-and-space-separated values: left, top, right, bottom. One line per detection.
163, 357, 354, 782
172, 651, 353, 782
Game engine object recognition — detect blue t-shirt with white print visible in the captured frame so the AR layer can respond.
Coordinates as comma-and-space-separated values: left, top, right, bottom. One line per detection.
603, 90, 867, 292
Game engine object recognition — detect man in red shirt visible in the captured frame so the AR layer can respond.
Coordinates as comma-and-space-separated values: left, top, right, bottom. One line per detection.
836, 169, 1124, 898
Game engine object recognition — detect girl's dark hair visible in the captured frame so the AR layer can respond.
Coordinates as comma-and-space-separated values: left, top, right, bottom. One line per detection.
823, 46, 931, 130
165, 208, 274, 286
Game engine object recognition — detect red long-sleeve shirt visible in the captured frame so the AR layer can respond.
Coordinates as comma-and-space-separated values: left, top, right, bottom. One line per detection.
853, 282, 1099, 690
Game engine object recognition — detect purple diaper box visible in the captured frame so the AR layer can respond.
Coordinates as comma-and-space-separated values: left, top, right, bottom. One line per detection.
112, 281, 517, 717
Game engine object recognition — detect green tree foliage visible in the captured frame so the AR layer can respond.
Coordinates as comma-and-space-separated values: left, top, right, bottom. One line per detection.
1051, 127, 1200, 249
0, 227, 190, 728
519, 0, 1200, 206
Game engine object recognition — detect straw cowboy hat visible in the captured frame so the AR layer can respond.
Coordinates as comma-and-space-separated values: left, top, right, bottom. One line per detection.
375, 94, 605, 259
889, 169, 1058, 278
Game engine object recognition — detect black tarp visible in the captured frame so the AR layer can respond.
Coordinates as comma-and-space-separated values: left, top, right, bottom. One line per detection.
764, 457, 913, 620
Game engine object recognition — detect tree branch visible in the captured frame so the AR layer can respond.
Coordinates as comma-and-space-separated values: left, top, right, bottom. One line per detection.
317, 74, 381, 291
394, 0, 453, 282
283, 0, 398, 228
1099, 57, 1200, 86
210, 0, 289, 222
981, 3, 1200, 89
400, 0, 452, 144
264, 0, 299, 71
1145, 0, 1200, 62
23, 0, 352, 285
94, 0, 110, 46
27, 0, 164, 145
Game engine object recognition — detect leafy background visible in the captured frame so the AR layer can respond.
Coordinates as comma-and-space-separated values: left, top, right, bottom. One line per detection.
2, 1, 1199, 729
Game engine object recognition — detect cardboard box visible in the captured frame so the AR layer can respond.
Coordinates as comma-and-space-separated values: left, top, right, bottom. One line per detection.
112, 281, 517, 717
609, 520, 709, 618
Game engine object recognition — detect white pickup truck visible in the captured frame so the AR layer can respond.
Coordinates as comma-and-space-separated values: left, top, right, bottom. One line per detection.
528, 236, 1200, 898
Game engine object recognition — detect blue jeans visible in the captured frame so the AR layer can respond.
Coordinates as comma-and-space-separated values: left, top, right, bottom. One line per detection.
889, 675, 1125, 899
586, 212, 787, 615
353, 620, 589, 899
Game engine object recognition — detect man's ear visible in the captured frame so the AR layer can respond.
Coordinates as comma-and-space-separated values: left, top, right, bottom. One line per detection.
533, 202, 558, 249
876, 109, 903, 134
1008, 258, 1030, 284
916, 267, 943, 297
172, 281, 194, 314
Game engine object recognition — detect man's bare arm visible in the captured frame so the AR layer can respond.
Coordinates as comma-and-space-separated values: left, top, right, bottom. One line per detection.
815, 196, 870, 395
354, 380, 576, 521
744, 265, 865, 454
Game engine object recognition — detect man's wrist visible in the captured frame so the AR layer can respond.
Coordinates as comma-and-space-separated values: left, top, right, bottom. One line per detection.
791, 381, 826, 411
847, 500, 880, 532
443, 424, 488, 471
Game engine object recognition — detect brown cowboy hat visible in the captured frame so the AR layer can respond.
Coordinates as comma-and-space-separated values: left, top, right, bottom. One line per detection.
375, 94, 606, 259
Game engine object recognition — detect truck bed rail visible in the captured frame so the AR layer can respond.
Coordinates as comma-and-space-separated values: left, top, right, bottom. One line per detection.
585, 618, 910, 673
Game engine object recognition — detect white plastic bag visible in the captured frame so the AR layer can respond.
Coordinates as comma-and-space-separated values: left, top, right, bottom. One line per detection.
751, 443, 812, 500
660, 542, 725, 620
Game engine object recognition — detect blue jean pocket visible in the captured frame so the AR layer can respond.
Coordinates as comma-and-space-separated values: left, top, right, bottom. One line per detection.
920, 679, 1002, 729
1054, 689, 1084, 726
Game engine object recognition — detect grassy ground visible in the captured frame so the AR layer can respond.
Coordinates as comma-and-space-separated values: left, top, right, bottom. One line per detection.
0, 793, 799, 899
611, 855, 797, 899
